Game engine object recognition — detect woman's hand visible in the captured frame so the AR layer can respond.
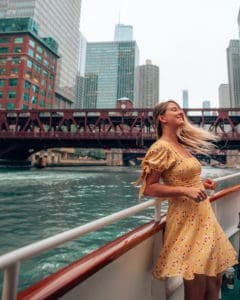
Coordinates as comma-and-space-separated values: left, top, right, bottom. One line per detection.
184, 187, 208, 203
203, 178, 215, 190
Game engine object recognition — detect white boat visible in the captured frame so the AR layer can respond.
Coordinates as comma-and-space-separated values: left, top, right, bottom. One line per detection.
0, 173, 240, 300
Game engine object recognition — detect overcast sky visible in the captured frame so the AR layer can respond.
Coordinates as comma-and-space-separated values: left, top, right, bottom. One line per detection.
80, 0, 240, 108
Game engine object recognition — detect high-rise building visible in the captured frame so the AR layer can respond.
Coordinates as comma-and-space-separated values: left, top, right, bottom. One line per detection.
0, 18, 59, 110
218, 84, 230, 108
114, 24, 133, 41
227, 40, 240, 108
238, 8, 240, 38
84, 41, 139, 108
0, 0, 82, 104
134, 59, 159, 108
182, 89, 189, 109
75, 32, 87, 108
202, 100, 211, 116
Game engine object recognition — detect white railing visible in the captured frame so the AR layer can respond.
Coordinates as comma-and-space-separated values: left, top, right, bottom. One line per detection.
0, 198, 161, 300
1, 172, 240, 300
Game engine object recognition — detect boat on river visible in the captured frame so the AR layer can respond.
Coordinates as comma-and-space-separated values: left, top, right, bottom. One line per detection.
0, 173, 240, 300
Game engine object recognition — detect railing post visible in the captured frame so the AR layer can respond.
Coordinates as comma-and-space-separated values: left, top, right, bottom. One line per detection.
154, 198, 162, 222
2, 262, 20, 300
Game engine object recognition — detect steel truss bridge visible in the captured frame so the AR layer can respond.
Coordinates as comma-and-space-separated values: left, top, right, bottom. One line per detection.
0, 108, 240, 161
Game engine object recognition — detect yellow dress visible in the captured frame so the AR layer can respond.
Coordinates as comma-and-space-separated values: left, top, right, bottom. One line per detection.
138, 139, 237, 280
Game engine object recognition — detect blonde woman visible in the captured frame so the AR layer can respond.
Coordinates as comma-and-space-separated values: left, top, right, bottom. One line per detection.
137, 100, 237, 300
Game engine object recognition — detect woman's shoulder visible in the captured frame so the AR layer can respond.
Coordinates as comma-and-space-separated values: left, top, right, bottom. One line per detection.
148, 139, 170, 152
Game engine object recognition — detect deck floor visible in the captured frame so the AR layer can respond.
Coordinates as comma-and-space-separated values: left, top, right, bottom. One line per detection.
222, 265, 240, 300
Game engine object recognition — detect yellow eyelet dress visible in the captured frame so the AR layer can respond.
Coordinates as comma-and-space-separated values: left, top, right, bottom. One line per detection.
137, 139, 237, 280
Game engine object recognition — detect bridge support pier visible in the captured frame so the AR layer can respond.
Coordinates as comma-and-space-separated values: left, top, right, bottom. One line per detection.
106, 149, 123, 166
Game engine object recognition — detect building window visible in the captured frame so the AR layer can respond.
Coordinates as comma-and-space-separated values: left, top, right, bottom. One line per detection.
31, 96, 37, 104
41, 79, 46, 86
28, 48, 34, 57
37, 46, 43, 53
26, 60, 32, 68
10, 68, 18, 75
50, 65, 55, 71
24, 81, 31, 89
39, 100, 45, 107
0, 37, 10, 43
0, 79, 4, 86
22, 104, 28, 109
34, 64, 41, 72
25, 70, 32, 79
48, 83, 53, 90
8, 91, 16, 99
0, 68, 6, 75
0, 57, 7, 64
50, 73, 54, 80
0, 91, 3, 99
34, 74, 39, 83
47, 103, 52, 109
43, 59, 49, 67
42, 70, 48, 78
9, 79, 18, 86
32, 85, 39, 93
13, 47, 22, 53
14, 37, 24, 44
23, 93, 29, 101
36, 54, 42, 62
44, 51, 49, 58
29, 39, 35, 48
6, 103, 15, 109
12, 57, 20, 64
48, 93, 53, 99
40, 89, 46, 96
0, 47, 9, 53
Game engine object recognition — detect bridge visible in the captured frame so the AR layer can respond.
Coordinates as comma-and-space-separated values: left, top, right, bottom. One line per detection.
0, 108, 240, 161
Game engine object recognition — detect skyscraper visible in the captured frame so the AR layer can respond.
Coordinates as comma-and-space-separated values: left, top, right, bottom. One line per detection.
135, 59, 159, 108
0, 0, 82, 104
114, 24, 133, 41
227, 40, 240, 108
84, 41, 139, 108
182, 90, 189, 109
218, 84, 230, 108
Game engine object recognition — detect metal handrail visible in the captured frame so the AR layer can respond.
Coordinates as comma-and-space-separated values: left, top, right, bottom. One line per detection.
0, 198, 160, 300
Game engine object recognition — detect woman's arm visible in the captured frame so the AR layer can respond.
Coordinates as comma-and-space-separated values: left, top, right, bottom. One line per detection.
144, 169, 207, 202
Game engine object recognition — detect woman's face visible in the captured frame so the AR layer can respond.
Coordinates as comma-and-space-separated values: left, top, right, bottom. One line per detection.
160, 102, 184, 128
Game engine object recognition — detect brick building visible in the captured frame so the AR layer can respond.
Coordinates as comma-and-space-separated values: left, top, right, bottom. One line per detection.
0, 17, 59, 109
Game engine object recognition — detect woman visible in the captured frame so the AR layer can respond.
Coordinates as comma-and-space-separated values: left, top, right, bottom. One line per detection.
137, 100, 237, 300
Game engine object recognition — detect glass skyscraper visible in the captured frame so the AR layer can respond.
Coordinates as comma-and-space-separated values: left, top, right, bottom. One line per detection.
227, 40, 240, 108
84, 41, 139, 108
0, 0, 82, 104
114, 24, 133, 41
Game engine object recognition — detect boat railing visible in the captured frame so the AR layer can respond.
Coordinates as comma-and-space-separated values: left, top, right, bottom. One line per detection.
0, 197, 162, 300
1, 172, 240, 300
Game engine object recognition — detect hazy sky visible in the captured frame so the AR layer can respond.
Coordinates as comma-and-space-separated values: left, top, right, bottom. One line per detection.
80, 0, 240, 108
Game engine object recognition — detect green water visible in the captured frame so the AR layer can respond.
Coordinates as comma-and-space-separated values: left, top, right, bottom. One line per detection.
0, 165, 238, 293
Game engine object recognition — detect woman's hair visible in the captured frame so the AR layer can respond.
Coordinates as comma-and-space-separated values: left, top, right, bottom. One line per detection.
153, 100, 218, 155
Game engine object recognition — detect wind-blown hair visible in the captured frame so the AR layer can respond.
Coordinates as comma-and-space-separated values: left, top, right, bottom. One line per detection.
153, 100, 218, 155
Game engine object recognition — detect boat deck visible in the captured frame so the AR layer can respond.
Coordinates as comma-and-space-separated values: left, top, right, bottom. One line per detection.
222, 264, 240, 300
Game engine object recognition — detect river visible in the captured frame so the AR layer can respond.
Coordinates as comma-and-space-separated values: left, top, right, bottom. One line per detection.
0, 165, 239, 292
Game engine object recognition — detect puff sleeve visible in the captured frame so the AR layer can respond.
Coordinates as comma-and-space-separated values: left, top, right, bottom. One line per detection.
134, 141, 176, 200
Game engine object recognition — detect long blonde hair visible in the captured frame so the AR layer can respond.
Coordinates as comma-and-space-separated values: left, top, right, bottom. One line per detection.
153, 100, 218, 155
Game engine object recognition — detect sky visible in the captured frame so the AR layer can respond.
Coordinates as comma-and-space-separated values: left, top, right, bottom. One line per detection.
80, 0, 240, 108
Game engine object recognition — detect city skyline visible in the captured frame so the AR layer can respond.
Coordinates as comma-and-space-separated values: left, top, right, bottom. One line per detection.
80, 0, 240, 108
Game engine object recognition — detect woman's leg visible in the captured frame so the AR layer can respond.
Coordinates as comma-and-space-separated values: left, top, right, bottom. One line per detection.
184, 274, 207, 300
204, 273, 222, 300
